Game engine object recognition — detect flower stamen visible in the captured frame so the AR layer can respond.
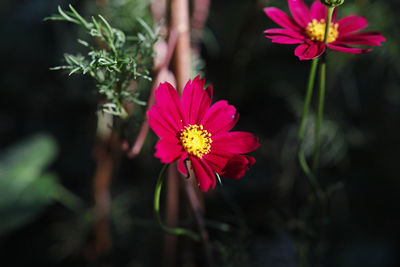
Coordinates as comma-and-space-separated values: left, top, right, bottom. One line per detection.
180, 124, 212, 158
305, 19, 339, 43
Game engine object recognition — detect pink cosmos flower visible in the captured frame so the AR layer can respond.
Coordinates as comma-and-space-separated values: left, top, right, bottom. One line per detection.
264, 0, 385, 60
148, 76, 259, 192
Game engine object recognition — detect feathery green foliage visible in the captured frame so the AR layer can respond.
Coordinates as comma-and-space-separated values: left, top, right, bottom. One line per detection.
46, 5, 158, 118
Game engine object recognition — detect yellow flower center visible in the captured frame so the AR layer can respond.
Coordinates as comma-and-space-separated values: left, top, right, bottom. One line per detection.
305, 19, 339, 43
180, 124, 212, 158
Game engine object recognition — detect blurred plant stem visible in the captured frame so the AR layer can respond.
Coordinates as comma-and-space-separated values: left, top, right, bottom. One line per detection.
191, 0, 210, 55
90, 2, 112, 258
297, 58, 323, 197
313, 58, 327, 171
161, 0, 192, 265
313, 6, 335, 171
92, 112, 119, 258
183, 161, 214, 267
171, 0, 191, 93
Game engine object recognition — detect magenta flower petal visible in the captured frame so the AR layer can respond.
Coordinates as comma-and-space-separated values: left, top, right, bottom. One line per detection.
201, 100, 238, 136
335, 32, 386, 46
149, 77, 259, 192
263, 7, 302, 32
264, 29, 305, 44
288, 0, 311, 28
294, 42, 325, 60
337, 15, 368, 36
148, 105, 179, 140
270, 36, 305, 44
310, 1, 326, 20
327, 43, 372, 54
154, 140, 182, 164
178, 152, 189, 176
154, 82, 186, 130
332, 8, 338, 22
190, 156, 216, 192
203, 150, 232, 173
221, 155, 256, 180
182, 75, 213, 125
212, 131, 260, 154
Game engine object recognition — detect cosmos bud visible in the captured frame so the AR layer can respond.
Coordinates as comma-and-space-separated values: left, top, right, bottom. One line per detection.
320, 0, 344, 7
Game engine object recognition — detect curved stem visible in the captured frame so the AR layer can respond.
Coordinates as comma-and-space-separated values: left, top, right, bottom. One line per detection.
154, 164, 200, 241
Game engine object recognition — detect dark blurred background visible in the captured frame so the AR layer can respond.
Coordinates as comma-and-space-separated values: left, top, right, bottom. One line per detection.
1, 0, 400, 266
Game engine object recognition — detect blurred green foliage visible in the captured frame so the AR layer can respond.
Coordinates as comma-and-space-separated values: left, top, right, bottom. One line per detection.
0, 134, 84, 236
89, 0, 153, 35
0, 134, 58, 234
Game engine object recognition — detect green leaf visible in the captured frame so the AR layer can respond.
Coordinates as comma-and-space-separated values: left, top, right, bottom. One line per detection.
50, 66, 71, 71
57, 5, 79, 24
69, 67, 81, 76
215, 173, 223, 186
0, 134, 59, 235
0, 173, 59, 235
77, 39, 89, 47
137, 17, 156, 39
132, 97, 147, 106
68, 4, 90, 29
98, 14, 114, 40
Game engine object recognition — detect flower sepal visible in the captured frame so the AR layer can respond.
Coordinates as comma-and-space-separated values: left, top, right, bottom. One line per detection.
320, 0, 344, 7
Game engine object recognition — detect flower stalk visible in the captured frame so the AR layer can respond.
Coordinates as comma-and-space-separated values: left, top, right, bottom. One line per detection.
297, 58, 319, 144
313, 59, 326, 171
153, 164, 200, 241
323, 7, 335, 46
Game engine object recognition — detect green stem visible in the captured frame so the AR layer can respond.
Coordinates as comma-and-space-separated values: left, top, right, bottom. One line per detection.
154, 164, 200, 241
298, 58, 320, 191
313, 59, 326, 171
312, 6, 334, 171
298, 58, 319, 143
323, 7, 335, 46
52, 184, 85, 212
